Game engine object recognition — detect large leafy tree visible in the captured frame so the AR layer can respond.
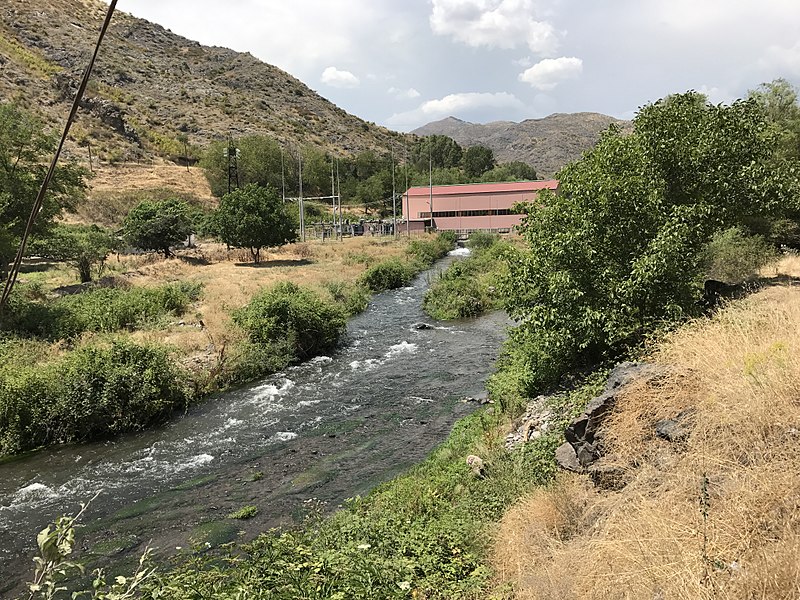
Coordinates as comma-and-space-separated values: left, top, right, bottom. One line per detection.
495, 92, 800, 397
122, 198, 193, 258
462, 145, 495, 179
200, 136, 286, 197
481, 161, 537, 182
0, 104, 86, 277
214, 184, 296, 263
410, 135, 463, 171
748, 78, 800, 161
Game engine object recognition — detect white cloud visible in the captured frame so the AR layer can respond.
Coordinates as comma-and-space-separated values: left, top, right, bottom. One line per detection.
430, 0, 559, 55
321, 66, 361, 88
760, 41, 800, 77
513, 56, 533, 68
697, 85, 735, 105
388, 86, 422, 99
387, 91, 524, 129
519, 56, 582, 90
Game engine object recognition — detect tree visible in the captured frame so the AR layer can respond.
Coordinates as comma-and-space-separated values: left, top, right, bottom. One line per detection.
748, 78, 800, 161
123, 198, 193, 258
214, 184, 296, 263
0, 104, 87, 278
495, 92, 800, 398
462, 145, 495, 179
481, 161, 537, 182
30, 224, 118, 282
200, 135, 286, 197
410, 135, 463, 171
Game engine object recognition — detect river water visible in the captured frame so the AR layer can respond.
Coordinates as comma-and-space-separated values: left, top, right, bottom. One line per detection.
0, 252, 509, 592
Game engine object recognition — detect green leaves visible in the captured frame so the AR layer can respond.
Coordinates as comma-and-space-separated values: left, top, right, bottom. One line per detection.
232, 282, 347, 362
122, 198, 193, 257
214, 184, 296, 263
495, 91, 800, 398
0, 104, 87, 274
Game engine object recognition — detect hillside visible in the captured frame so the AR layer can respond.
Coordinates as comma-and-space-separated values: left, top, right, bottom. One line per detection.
413, 113, 629, 177
0, 0, 407, 166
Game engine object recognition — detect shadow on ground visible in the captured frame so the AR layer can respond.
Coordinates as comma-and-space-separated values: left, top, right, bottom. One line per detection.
234, 259, 314, 268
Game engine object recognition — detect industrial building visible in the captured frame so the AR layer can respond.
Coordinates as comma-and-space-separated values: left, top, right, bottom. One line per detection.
403, 180, 560, 234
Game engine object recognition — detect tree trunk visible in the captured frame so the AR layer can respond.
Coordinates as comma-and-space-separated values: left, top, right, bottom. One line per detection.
77, 258, 92, 283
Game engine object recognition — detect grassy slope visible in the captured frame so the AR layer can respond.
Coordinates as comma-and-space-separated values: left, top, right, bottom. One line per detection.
490, 255, 800, 599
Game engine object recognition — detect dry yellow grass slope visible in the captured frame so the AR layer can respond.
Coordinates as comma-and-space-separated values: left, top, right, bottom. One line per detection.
88, 163, 216, 205
491, 256, 800, 599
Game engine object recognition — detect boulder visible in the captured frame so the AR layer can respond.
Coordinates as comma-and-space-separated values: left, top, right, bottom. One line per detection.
411, 322, 436, 331
655, 409, 694, 442
559, 362, 663, 470
555, 442, 582, 473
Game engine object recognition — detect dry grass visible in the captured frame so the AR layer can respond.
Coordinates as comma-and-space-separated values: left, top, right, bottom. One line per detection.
490, 277, 800, 599
88, 163, 214, 204
101, 237, 407, 357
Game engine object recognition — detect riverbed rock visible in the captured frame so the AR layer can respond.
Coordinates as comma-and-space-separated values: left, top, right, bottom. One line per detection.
411, 322, 436, 330
466, 454, 486, 478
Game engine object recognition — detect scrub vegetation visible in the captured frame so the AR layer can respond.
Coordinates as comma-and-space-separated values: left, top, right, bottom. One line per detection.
422, 232, 512, 320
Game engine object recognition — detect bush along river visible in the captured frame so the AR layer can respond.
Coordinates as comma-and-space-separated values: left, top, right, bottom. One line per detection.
0, 252, 508, 593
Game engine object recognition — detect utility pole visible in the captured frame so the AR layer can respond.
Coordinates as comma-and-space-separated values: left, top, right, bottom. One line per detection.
391, 144, 397, 238
336, 158, 342, 241
330, 158, 336, 242
429, 144, 434, 230
280, 147, 286, 202
298, 152, 305, 242
405, 144, 410, 237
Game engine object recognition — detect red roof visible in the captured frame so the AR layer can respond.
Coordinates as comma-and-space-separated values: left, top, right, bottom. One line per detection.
406, 180, 559, 197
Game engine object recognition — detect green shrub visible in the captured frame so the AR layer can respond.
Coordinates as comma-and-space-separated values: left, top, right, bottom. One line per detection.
467, 231, 499, 251
423, 277, 489, 320
406, 232, 456, 267
422, 241, 510, 321
359, 258, 415, 292
233, 282, 347, 362
0, 339, 189, 455
702, 227, 777, 283
0, 282, 201, 340
219, 339, 295, 388
323, 280, 371, 316
227, 505, 258, 520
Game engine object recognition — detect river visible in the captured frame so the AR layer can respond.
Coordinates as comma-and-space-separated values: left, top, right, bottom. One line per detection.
0, 252, 508, 594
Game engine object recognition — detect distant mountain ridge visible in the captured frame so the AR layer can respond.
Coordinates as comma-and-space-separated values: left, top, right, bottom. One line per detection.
0, 0, 407, 164
413, 113, 630, 177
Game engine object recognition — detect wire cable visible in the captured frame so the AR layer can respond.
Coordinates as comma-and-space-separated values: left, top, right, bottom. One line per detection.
0, 0, 118, 310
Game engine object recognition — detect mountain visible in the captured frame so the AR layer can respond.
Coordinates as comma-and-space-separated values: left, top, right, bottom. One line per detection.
413, 113, 630, 177
0, 0, 407, 165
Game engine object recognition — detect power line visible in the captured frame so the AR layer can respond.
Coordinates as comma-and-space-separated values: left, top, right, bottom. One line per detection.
0, 0, 118, 311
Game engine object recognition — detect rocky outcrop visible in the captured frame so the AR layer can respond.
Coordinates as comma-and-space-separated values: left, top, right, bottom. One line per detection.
505, 398, 553, 449
555, 362, 663, 473
655, 409, 694, 443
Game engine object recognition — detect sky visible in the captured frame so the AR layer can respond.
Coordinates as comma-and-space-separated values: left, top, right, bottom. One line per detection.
108, 0, 800, 132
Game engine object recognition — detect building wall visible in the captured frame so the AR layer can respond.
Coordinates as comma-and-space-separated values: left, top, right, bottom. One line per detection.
402, 181, 558, 233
